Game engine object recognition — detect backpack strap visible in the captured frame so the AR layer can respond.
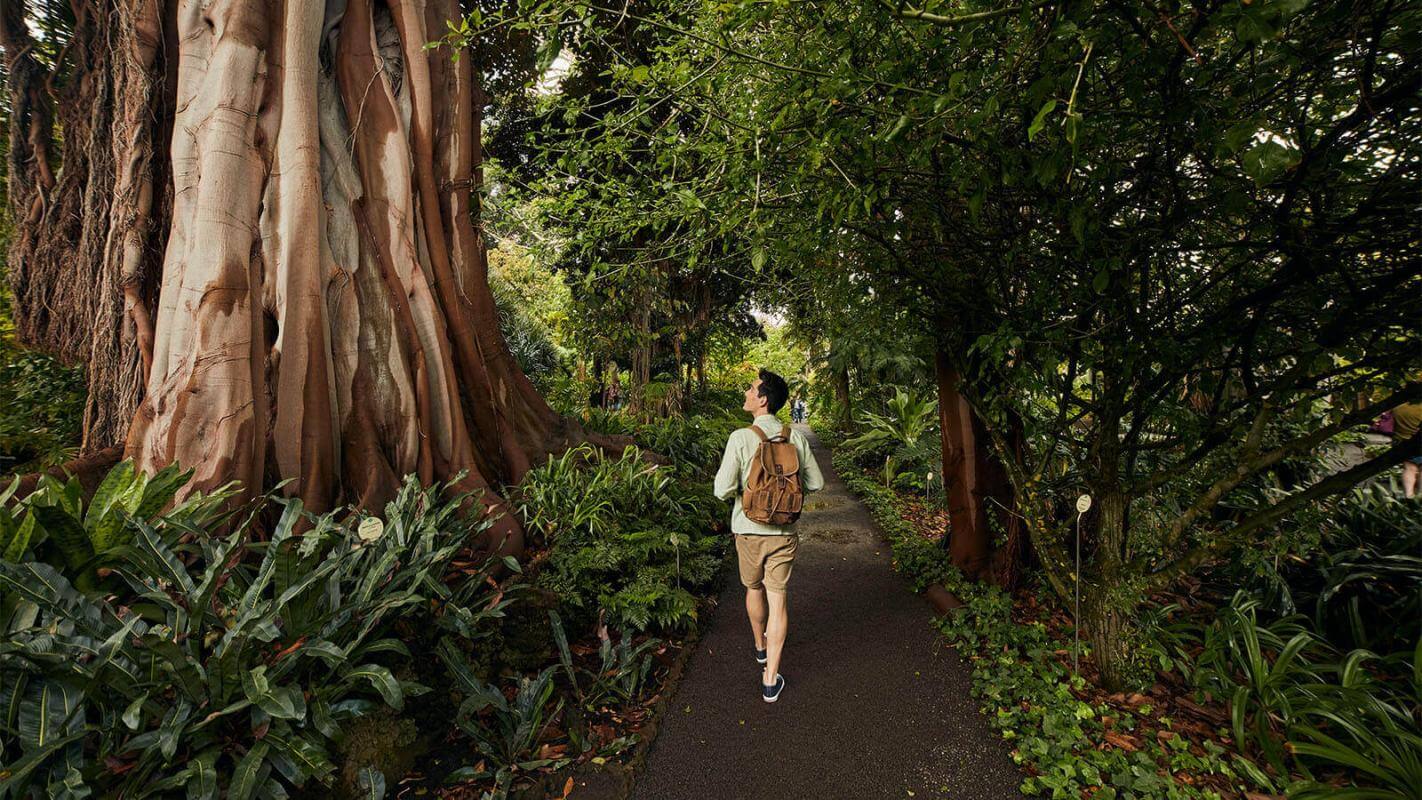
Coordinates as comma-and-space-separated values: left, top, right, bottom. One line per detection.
748, 424, 792, 443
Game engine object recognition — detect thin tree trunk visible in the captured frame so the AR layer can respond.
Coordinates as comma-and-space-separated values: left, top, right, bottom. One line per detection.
1085, 490, 1129, 690
934, 350, 1026, 585
832, 366, 852, 430
936, 350, 992, 578
1085, 379, 1130, 690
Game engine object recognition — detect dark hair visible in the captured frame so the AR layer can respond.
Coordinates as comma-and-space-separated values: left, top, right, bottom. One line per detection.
757, 369, 789, 414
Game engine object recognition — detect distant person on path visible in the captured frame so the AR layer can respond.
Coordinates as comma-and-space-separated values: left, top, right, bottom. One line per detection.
714, 369, 824, 702
1393, 400, 1422, 498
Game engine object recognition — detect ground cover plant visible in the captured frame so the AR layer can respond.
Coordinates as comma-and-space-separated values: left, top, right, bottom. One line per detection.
514, 443, 725, 633
834, 442, 1422, 799
835, 446, 1269, 798
0, 397, 738, 799
0, 472, 511, 798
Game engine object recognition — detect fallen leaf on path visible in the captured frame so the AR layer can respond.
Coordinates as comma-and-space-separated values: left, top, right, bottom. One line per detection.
1103, 732, 1138, 751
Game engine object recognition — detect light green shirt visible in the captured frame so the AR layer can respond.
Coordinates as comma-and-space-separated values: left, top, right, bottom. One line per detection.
713, 415, 825, 535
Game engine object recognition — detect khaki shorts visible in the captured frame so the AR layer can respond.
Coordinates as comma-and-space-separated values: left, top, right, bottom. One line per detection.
735, 534, 798, 593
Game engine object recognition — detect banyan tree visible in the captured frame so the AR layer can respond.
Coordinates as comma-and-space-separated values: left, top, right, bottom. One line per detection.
1, 0, 618, 554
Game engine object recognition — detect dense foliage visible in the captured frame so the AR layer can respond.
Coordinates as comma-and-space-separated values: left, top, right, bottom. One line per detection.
516, 444, 724, 632
492, 0, 1422, 689
0, 277, 84, 472
836, 436, 1422, 798
0, 391, 744, 798
0, 473, 511, 798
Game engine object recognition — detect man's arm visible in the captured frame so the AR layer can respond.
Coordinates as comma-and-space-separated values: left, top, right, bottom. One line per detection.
713, 432, 743, 501
797, 434, 825, 493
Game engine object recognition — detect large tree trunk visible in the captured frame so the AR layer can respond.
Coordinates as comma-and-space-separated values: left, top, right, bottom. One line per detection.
1, 0, 167, 452
935, 349, 1021, 585
4, 0, 619, 556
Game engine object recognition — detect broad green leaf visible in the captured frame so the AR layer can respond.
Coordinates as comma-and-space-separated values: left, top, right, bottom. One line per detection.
134, 463, 192, 521
157, 699, 194, 761
19, 680, 83, 749
31, 505, 94, 574
0, 730, 87, 794
84, 460, 136, 553
228, 742, 270, 800
1028, 100, 1057, 142
2, 511, 36, 561
882, 114, 910, 142
265, 731, 334, 783
0, 475, 19, 506
356, 766, 386, 800
122, 693, 148, 731
345, 664, 404, 710
1241, 139, 1299, 187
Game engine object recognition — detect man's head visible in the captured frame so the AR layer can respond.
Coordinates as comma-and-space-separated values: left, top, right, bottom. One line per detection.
744, 369, 789, 416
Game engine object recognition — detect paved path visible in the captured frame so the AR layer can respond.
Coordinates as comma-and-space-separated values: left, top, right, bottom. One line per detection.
629, 426, 1025, 800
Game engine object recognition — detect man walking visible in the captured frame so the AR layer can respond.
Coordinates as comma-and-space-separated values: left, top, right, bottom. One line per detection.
714, 369, 824, 702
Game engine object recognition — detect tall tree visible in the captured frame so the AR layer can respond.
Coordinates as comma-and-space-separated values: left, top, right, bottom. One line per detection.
503, 0, 1422, 686
1, 0, 621, 554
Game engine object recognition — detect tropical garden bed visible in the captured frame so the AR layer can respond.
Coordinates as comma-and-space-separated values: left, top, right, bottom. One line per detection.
831, 441, 1420, 800
0, 397, 741, 800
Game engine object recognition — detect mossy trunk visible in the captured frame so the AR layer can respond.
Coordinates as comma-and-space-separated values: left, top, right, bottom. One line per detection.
1085, 489, 1130, 690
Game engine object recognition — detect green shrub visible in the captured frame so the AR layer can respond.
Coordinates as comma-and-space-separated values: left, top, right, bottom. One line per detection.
833, 445, 1257, 799
1, 461, 233, 591
1287, 643, 1422, 800
1189, 593, 1325, 776
1155, 591, 1422, 797
549, 611, 659, 715
0, 350, 85, 473
685, 387, 744, 418
582, 408, 742, 479
491, 276, 564, 391
0, 476, 508, 799
516, 445, 722, 632
1271, 481, 1421, 654
840, 388, 939, 486
439, 651, 567, 796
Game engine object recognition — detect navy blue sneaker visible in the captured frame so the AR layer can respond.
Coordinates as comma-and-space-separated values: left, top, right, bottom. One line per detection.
755, 647, 767, 665
762, 674, 785, 703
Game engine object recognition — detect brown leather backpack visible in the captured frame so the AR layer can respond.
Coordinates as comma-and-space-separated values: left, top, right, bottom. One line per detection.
742, 424, 804, 526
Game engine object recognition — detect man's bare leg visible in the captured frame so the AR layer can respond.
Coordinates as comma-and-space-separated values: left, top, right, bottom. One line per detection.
762, 588, 788, 686
746, 586, 768, 650
1404, 462, 1419, 499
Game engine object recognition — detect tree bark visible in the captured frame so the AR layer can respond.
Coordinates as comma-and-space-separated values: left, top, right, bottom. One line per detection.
1084, 490, 1129, 690
935, 349, 1020, 584
1085, 380, 1130, 690
4, 0, 623, 556
2, 0, 168, 452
